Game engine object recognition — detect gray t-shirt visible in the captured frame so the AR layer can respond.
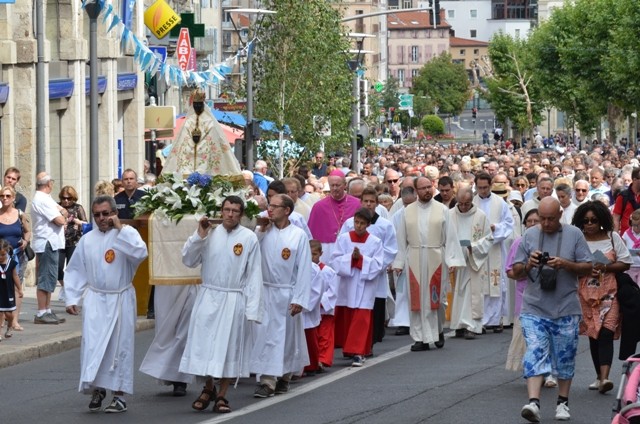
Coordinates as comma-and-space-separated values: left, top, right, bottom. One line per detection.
514, 224, 593, 319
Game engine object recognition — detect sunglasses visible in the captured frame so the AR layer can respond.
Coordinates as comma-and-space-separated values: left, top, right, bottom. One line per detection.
386, 179, 399, 184
0, 194, 12, 199
583, 217, 599, 225
93, 211, 114, 218
61, 196, 73, 200
575, 189, 588, 193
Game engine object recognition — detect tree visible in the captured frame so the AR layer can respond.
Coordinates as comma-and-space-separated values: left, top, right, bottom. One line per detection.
421, 115, 445, 136
253, 0, 353, 171
411, 52, 470, 116
484, 32, 544, 139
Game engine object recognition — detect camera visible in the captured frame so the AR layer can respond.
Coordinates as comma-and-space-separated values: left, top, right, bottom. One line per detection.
539, 252, 550, 265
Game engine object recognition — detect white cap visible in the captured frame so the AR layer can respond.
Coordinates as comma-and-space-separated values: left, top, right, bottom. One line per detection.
508, 190, 523, 203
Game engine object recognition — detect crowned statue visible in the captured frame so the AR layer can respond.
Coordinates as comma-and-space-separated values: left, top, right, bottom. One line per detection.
162, 89, 242, 176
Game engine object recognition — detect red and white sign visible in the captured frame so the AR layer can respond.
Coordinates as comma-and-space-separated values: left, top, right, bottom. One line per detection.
177, 28, 191, 71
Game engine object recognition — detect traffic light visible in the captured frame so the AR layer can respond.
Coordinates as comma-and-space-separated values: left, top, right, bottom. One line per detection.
472, 107, 477, 119
356, 134, 364, 150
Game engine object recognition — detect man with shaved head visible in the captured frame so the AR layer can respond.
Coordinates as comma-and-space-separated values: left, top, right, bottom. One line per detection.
511, 197, 592, 422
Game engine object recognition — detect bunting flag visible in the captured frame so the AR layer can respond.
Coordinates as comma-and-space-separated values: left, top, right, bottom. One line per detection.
82, 0, 254, 88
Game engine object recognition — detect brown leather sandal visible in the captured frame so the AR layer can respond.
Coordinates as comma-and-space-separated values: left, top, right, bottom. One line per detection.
192, 386, 216, 411
213, 396, 231, 413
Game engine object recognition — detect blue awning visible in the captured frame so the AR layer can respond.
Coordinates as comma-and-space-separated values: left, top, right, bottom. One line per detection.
212, 109, 290, 134
84, 76, 108, 95
0, 83, 9, 104
49, 79, 74, 99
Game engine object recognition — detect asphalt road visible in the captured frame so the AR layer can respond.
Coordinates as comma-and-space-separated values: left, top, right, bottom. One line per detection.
0, 327, 619, 424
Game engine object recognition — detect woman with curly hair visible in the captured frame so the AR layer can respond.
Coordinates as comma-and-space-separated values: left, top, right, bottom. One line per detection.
571, 201, 632, 394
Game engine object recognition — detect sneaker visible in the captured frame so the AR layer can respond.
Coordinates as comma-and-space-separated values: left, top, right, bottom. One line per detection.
274, 380, 290, 394
88, 389, 106, 412
253, 384, 275, 398
588, 379, 601, 390
521, 402, 541, 423
104, 397, 127, 413
34, 313, 59, 325
352, 355, 365, 367
49, 311, 66, 324
555, 402, 570, 421
599, 379, 614, 394
544, 375, 558, 388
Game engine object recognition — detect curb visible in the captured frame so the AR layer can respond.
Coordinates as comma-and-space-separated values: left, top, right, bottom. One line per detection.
0, 319, 155, 370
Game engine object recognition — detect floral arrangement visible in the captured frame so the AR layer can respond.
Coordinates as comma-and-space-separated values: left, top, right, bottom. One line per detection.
133, 172, 261, 222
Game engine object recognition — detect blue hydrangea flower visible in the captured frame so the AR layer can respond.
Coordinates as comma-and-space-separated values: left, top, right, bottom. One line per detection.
187, 172, 201, 186
197, 174, 212, 187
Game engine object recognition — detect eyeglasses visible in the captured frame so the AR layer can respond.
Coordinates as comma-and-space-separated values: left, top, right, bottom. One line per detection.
93, 211, 114, 218
0, 194, 12, 199
268, 204, 286, 210
583, 217, 599, 225
386, 179, 399, 184
575, 189, 588, 193
222, 207, 242, 215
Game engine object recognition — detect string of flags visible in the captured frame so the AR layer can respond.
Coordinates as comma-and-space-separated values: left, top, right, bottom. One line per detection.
81, 0, 255, 88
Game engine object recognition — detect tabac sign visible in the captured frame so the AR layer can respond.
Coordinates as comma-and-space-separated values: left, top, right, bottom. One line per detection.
144, 0, 180, 39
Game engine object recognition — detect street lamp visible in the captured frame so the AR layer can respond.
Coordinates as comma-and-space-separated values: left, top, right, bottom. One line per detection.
228, 8, 276, 171
347, 33, 375, 172
85, 0, 103, 203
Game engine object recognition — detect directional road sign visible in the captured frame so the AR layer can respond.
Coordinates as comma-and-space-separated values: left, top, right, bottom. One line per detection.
398, 94, 414, 111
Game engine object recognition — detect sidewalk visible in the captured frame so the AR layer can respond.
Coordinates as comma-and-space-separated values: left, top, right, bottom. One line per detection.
0, 285, 154, 369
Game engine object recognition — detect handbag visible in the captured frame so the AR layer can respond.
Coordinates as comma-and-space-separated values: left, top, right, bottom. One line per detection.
24, 241, 35, 261
18, 210, 35, 261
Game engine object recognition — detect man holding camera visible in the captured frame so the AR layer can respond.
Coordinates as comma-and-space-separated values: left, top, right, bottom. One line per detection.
512, 197, 592, 422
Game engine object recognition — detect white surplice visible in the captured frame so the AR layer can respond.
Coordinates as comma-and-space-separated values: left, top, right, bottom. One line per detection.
303, 263, 323, 329
139, 285, 197, 385
473, 193, 514, 326
448, 205, 491, 334
179, 225, 263, 379
64, 225, 148, 395
330, 231, 384, 310
393, 201, 466, 344
250, 223, 312, 377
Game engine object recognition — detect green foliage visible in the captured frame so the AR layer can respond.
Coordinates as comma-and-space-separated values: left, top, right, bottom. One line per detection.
485, 32, 544, 137
411, 52, 470, 116
253, 0, 353, 155
421, 115, 445, 136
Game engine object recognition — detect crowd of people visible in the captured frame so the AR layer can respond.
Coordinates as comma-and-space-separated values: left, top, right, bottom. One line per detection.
4, 130, 640, 420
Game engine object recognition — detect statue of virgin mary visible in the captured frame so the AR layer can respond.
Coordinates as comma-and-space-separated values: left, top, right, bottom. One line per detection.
161, 89, 242, 176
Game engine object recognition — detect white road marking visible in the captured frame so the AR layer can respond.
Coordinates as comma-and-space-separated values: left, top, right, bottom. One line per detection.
197, 343, 413, 423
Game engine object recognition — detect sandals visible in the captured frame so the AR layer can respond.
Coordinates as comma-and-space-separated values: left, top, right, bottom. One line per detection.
213, 396, 231, 413
5, 327, 13, 338
191, 386, 216, 411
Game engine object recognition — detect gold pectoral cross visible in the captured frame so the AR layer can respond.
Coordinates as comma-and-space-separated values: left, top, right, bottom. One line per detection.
491, 269, 500, 286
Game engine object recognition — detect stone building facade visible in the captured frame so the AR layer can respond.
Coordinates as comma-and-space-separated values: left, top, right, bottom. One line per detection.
0, 0, 146, 205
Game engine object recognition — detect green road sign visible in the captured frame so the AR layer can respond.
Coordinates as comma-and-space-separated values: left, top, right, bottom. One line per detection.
374, 81, 384, 93
398, 94, 413, 110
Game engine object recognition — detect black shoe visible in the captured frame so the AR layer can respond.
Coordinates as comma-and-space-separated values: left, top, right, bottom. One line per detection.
89, 388, 106, 412
493, 324, 504, 334
454, 329, 465, 338
274, 380, 290, 395
434, 332, 445, 348
395, 326, 410, 335
410, 341, 429, 351
464, 330, 476, 340
146, 310, 155, 319
172, 382, 187, 397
